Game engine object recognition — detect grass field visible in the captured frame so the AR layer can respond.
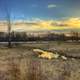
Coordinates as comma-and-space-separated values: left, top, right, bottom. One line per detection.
0, 41, 80, 80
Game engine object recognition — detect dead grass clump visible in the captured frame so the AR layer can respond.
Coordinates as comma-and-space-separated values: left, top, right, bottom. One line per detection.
8, 59, 21, 80
27, 59, 42, 80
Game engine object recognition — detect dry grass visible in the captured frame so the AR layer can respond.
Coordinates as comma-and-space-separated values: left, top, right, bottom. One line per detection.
0, 42, 80, 80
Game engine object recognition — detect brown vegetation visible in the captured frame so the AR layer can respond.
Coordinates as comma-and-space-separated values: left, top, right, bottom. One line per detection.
0, 42, 80, 80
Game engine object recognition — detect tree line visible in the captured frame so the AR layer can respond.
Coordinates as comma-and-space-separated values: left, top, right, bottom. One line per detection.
0, 31, 80, 42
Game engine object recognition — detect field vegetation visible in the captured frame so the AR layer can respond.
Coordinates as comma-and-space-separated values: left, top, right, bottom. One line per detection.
0, 42, 80, 80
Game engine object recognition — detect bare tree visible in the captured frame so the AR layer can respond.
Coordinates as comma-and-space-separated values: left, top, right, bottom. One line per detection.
75, 32, 79, 42
6, 9, 12, 47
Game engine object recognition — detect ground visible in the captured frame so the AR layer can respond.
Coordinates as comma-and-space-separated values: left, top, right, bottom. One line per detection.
0, 41, 80, 80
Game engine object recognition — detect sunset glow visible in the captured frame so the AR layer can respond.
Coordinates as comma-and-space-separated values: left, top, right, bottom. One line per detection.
0, 0, 80, 32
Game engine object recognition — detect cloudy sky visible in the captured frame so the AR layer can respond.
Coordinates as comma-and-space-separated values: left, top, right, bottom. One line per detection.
0, 0, 80, 31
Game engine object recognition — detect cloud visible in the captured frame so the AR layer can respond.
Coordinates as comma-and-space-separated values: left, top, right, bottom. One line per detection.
12, 20, 68, 31
51, 21, 68, 27
48, 4, 57, 8
63, 17, 80, 28
0, 17, 80, 32
12, 17, 80, 31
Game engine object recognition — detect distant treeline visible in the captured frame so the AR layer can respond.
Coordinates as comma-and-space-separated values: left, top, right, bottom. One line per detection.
0, 31, 80, 42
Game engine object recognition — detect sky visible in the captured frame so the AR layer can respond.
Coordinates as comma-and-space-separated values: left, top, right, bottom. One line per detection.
0, 0, 80, 31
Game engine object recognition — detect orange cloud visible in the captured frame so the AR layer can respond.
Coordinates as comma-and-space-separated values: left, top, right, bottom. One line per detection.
0, 17, 80, 32
64, 18, 80, 28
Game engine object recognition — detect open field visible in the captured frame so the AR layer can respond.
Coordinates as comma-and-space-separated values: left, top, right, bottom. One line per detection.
0, 41, 80, 80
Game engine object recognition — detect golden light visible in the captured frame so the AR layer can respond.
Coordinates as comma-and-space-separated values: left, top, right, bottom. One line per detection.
0, 18, 80, 31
